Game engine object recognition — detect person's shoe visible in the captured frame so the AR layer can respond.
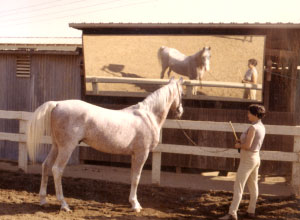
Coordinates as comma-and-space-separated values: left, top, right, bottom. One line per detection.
218, 214, 238, 220
243, 212, 255, 219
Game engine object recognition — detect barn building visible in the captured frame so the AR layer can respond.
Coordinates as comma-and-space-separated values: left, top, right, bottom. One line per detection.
0, 37, 82, 162
69, 23, 300, 176
1, 23, 300, 178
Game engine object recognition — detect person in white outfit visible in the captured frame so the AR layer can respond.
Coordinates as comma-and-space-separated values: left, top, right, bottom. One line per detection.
243, 59, 258, 100
219, 104, 266, 220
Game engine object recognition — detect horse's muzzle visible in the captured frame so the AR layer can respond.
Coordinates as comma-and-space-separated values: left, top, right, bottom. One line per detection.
205, 63, 210, 72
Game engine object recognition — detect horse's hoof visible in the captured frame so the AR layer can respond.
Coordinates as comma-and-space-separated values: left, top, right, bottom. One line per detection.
61, 205, 72, 212
40, 199, 49, 207
40, 203, 49, 208
132, 206, 142, 213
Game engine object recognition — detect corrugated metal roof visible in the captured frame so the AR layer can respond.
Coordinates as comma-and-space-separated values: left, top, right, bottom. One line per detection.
0, 37, 82, 53
69, 22, 300, 30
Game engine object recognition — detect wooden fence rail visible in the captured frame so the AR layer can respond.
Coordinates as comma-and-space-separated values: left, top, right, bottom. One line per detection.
85, 76, 263, 102
0, 110, 300, 195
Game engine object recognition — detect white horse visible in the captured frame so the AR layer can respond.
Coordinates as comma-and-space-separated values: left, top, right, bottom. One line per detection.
158, 46, 211, 94
27, 77, 184, 212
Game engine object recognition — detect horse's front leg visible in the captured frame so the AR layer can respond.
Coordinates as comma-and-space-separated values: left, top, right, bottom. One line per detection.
160, 67, 167, 79
167, 68, 172, 78
129, 150, 149, 212
192, 85, 198, 95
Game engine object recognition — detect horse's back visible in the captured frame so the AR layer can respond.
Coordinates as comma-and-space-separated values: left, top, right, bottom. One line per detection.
162, 46, 186, 61
52, 100, 131, 126
51, 100, 152, 154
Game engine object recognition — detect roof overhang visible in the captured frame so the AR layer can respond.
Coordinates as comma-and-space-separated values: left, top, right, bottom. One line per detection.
69, 22, 300, 30
0, 48, 81, 55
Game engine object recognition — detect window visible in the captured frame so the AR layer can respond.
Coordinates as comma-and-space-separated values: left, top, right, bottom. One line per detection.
16, 55, 31, 77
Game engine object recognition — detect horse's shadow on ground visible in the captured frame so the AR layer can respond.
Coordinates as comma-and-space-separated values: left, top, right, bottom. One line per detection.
102, 64, 161, 93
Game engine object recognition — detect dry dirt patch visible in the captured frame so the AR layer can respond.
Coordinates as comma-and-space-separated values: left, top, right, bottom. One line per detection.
0, 169, 299, 220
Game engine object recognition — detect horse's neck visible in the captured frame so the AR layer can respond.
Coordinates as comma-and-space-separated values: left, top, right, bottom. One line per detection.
152, 101, 172, 128
142, 86, 174, 128
191, 51, 204, 67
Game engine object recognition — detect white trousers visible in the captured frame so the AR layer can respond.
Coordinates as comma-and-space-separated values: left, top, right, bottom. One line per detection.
243, 88, 256, 100
229, 149, 260, 215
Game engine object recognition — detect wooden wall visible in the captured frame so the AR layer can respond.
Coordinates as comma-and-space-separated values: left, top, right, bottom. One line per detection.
265, 29, 300, 114
0, 52, 82, 163
79, 97, 294, 175
79, 28, 300, 176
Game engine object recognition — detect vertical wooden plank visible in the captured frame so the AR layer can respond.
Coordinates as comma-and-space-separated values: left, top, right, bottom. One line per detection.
292, 136, 300, 195
152, 130, 162, 185
186, 85, 193, 98
92, 82, 98, 95
18, 120, 28, 172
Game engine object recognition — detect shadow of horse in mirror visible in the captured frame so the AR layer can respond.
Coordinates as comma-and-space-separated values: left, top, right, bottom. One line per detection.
101, 64, 206, 95
101, 64, 161, 93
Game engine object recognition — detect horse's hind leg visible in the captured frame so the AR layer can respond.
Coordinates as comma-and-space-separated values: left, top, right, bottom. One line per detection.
39, 143, 58, 206
129, 150, 149, 212
52, 145, 74, 212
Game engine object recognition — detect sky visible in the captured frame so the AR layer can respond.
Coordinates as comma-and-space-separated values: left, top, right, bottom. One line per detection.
0, 0, 300, 38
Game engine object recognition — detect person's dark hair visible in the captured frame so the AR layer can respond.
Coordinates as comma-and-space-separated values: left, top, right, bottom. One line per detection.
248, 59, 258, 66
248, 104, 266, 119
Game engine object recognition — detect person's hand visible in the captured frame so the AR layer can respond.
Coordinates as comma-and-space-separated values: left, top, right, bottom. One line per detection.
234, 142, 241, 149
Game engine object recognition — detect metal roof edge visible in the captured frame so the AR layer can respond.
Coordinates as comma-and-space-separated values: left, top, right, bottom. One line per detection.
69, 22, 300, 30
0, 49, 81, 55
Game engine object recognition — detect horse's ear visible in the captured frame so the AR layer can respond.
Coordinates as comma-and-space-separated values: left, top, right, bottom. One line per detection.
169, 76, 175, 82
178, 77, 184, 85
208, 46, 211, 50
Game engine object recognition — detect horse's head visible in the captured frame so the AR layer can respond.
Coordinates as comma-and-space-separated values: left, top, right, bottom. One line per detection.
200, 46, 211, 72
170, 77, 184, 119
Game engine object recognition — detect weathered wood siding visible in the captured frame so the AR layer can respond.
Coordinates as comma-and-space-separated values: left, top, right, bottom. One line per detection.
79, 100, 294, 175
0, 52, 82, 163
79, 27, 300, 176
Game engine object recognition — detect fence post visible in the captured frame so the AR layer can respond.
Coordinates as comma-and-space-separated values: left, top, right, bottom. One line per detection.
92, 82, 98, 94
292, 135, 300, 195
18, 120, 28, 173
152, 130, 162, 185
186, 85, 193, 98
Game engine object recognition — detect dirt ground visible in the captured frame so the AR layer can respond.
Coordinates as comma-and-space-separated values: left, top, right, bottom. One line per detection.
0, 168, 299, 220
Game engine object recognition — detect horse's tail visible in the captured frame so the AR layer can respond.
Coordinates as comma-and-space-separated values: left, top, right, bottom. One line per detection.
157, 46, 166, 66
27, 101, 58, 163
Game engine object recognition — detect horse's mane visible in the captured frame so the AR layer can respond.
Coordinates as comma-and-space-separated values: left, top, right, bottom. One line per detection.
139, 82, 175, 112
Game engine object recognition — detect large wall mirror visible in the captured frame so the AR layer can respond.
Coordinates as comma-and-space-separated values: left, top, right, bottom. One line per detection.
83, 35, 265, 101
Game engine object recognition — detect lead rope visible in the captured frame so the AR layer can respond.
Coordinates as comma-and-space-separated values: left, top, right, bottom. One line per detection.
175, 119, 231, 153
174, 81, 230, 153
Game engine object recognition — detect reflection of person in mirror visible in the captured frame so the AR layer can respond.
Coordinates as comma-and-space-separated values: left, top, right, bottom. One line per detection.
242, 59, 258, 100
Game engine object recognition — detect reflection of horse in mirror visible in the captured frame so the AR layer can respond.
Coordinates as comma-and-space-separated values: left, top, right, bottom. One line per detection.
27, 77, 184, 213
158, 46, 211, 94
